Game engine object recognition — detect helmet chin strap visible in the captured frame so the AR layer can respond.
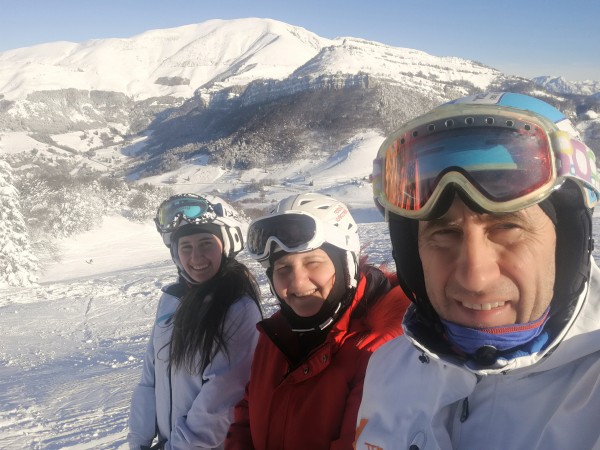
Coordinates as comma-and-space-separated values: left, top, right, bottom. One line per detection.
288, 302, 343, 333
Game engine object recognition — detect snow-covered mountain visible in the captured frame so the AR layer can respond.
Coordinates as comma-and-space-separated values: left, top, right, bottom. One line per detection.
532, 75, 600, 96
0, 18, 504, 135
0, 19, 329, 101
0, 18, 500, 103
0, 17, 598, 177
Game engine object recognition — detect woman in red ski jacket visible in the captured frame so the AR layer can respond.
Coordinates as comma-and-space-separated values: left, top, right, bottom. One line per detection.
225, 193, 410, 450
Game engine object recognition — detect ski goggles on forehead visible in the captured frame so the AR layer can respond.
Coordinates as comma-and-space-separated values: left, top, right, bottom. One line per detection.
247, 213, 326, 261
373, 109, 600, 220
155, 195, 217, 233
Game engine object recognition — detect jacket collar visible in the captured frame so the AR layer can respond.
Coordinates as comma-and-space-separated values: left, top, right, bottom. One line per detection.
403, 258, 600, 376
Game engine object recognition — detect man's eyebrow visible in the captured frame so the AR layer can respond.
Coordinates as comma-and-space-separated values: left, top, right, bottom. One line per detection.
180, 235, 215, 243
421, 216, 454, 230
422, 210, 526, 229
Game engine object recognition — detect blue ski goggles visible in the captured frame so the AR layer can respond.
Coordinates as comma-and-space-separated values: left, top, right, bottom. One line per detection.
373, 106, 600, 220
154, 194, 217, 233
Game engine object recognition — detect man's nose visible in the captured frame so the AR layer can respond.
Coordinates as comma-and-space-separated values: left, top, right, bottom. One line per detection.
454, 230, 499, 293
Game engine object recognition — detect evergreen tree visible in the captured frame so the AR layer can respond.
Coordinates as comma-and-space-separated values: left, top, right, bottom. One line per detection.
0, 159, 38, 287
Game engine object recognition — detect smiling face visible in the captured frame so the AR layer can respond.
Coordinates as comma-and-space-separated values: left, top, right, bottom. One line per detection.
177, 232, 223, 283
417, 197, 556, 329
271, 248, 336, 317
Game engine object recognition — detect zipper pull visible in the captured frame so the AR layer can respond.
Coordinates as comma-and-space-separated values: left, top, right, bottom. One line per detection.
460, 397, 469, 423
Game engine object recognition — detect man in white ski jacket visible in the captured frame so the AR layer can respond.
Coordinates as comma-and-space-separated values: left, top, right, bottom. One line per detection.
355, 92, 600, 450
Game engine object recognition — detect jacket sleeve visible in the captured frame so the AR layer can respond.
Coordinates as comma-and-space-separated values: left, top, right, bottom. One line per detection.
127, 323, 158, 449
169, 296, 262, 450
331, 349, 372, 450
224, 382, 254, 450
335, 280, 408, 450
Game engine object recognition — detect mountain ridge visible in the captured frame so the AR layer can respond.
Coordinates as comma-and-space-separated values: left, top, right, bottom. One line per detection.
0, 17, 598, 180
0, 17, 507, 103
0, 18, 331, 101
531, 75, 600, 96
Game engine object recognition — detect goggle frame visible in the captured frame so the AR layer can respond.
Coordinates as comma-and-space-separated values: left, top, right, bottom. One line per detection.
373, 105, 599, 220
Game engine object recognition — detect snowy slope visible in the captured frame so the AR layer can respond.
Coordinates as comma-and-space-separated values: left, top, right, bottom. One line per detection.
0, 221, 393, 449
133, 130, 385, 217
3, 175, 600, 449
0, 135, 395, 449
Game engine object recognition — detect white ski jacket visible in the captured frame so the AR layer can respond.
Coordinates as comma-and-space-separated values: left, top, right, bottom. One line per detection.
128, 284, 261, 450
355, 259, 600, 450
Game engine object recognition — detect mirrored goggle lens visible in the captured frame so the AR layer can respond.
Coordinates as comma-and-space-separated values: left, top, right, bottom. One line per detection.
247, 214, 317, 257
382, 123, 553, 213
157, 197, 212, 229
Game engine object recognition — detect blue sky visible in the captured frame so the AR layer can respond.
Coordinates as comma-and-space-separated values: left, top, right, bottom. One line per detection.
1, 0, 599, 81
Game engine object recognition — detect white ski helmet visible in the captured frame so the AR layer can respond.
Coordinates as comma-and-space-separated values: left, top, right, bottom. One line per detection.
247, 192, 360, 288
155, 194, 245, 282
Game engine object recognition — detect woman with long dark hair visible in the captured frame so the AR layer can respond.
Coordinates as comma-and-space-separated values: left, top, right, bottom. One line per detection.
128, 194, 262, 450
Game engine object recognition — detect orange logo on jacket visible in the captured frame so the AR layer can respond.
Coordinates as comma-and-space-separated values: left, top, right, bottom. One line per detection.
354, 418, 384, 450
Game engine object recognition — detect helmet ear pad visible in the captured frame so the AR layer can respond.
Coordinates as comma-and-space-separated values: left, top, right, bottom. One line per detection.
544, 182, 593, 333
218, 220, 244, 258
388, 214, 430, 312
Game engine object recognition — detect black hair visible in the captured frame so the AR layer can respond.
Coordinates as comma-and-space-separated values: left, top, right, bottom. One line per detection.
169, 258, 262, 374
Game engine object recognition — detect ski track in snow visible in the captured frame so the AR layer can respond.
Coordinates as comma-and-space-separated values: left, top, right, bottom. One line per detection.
2, 216, 599, 449
0, 260, 177, 449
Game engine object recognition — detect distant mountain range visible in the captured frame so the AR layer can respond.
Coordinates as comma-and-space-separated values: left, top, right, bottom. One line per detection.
0, 18, 598, 177
532, 76, 600, 97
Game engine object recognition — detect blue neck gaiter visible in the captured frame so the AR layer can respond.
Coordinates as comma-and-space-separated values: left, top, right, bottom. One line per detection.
441, 307, 551, 356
